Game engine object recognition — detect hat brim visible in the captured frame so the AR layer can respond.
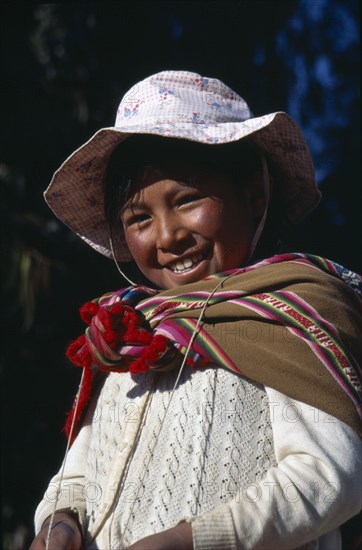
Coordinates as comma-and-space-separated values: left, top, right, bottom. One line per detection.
44, 112, 321, 262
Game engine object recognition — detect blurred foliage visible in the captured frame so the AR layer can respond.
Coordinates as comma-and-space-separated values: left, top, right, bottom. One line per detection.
1, 1, 360, 548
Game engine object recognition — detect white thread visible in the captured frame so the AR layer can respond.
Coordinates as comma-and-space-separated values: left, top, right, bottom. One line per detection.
109, 235, 137, 286
246, 154, 270, 262
117, 273, 233, 547
45, 369, 85, 550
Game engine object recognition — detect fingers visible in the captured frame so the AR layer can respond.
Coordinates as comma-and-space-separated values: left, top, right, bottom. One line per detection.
29, 514, 83, 550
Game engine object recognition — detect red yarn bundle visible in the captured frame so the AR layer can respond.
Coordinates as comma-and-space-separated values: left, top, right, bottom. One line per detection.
64, 299, 175, 441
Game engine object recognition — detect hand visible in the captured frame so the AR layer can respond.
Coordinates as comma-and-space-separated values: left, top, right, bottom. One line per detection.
29, 512, 83, 550
127, 522, 193, 550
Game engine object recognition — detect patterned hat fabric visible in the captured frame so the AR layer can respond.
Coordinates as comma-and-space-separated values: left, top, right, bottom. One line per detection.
44, 70, 321, 262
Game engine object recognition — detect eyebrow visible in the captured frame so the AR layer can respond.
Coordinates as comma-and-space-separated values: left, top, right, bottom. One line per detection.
120, 189, 148, 215
120, 202, 145, 217
124, 198, 146, 209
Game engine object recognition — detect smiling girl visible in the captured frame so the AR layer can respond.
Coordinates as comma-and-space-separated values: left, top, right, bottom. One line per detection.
107, 137, 267, 290
31, 71, 361, 550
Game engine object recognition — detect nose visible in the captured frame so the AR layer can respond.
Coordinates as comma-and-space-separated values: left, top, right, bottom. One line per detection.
156, 213, 192, 254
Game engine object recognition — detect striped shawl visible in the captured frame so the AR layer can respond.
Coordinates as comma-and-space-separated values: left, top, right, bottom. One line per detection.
67, 253, 362, 439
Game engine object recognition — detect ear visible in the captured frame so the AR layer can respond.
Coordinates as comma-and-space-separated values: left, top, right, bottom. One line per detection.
246, 169, 274, 219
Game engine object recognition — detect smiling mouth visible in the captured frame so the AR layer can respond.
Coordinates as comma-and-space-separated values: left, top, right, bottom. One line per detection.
168, 249, 210, 273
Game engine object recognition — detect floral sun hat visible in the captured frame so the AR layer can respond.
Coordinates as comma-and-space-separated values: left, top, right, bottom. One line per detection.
44, 70, 321, 262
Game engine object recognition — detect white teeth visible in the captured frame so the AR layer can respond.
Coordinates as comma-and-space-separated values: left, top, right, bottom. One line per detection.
170, 254, 205, 273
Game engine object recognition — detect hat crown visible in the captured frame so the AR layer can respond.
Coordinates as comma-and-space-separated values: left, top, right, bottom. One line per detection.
115, 70, 253, 127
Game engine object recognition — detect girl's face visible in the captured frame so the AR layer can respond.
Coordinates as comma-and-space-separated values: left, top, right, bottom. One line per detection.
121, 165, 264, 289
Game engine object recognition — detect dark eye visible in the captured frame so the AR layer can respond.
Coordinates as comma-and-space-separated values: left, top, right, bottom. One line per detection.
178, 193, 202, 206
123, 213, 150, 227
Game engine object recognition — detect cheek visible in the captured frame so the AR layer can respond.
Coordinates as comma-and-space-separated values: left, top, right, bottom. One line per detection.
124, 231, 150, 264
214, 203, 255, 263
192, 202, 225, 234
196, 200, 249, 243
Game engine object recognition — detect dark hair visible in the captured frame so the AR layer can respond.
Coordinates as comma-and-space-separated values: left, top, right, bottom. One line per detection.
104, 135, 291, 270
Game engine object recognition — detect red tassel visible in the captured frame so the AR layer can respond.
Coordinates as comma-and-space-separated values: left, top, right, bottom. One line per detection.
124, 322, 152, 344
64, 295, 190, 442
122, 310, 142, 328
66, 333, 93, 369
103, 329, 118, 348
78, 343, 92, 369
79, 301, 99, 325
66, 335, 87, 367
65, 366, 94, 444
128, 334, 171, 374
97, 307, 112, 331
108, 303, 125, 315
129, 357, 152, 374
143, 334, 169, 363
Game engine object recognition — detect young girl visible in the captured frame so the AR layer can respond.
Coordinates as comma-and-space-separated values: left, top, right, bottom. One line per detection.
30, 71, 361, 550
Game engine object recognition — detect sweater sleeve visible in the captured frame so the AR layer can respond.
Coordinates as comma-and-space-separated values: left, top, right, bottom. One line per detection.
34, 401, 95, 535
191, 387, 362, 550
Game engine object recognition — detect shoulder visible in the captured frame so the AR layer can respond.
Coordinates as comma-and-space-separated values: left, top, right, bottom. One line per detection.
248, 253, 361, 311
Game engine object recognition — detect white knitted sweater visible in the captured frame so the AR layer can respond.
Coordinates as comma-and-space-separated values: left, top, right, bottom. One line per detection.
35, 366, 361, 549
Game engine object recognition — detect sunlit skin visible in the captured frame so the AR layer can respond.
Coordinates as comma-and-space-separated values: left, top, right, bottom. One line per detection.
121, 165, 266, 290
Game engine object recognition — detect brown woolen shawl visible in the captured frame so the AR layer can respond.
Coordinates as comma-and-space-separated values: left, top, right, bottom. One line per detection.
151, 260, 362, 437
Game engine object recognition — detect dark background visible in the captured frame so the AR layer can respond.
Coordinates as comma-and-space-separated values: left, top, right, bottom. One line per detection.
1, 1, 360, 548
